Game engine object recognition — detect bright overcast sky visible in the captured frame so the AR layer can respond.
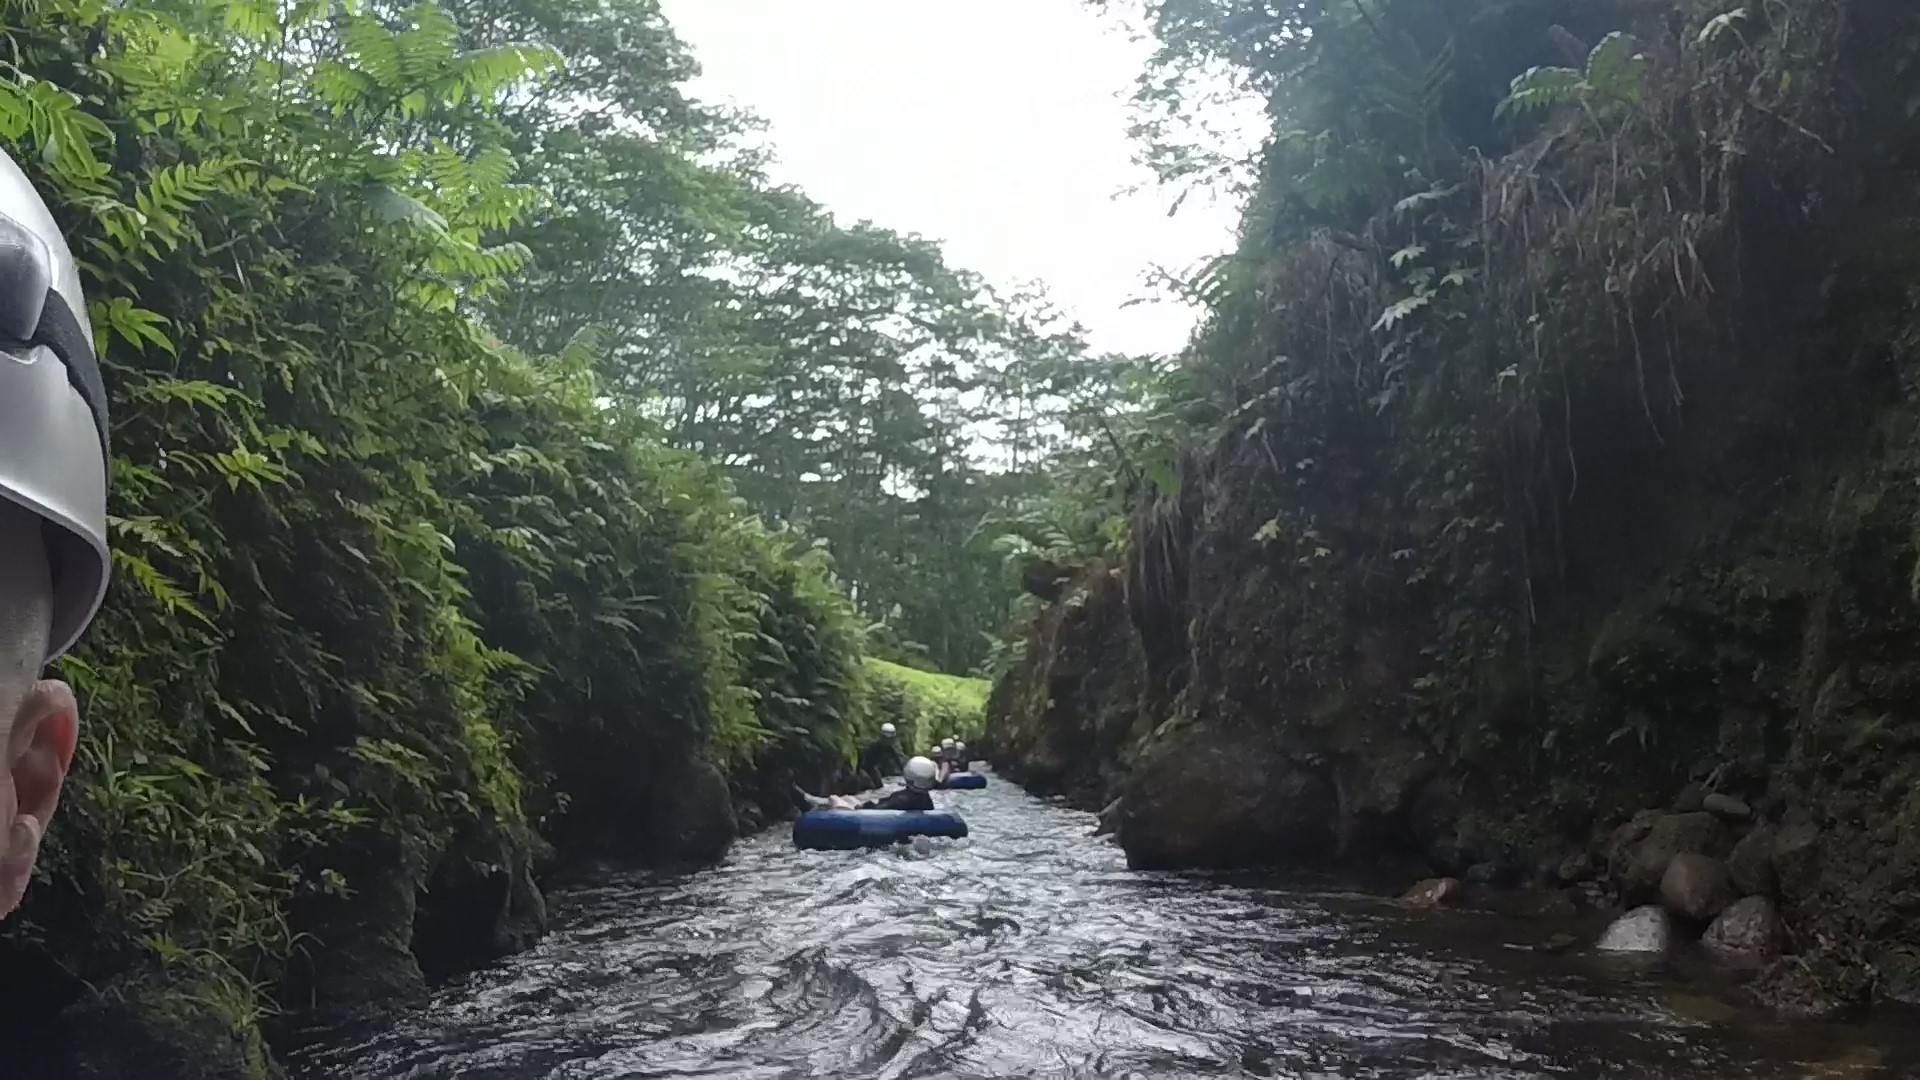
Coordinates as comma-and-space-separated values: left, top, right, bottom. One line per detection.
656, 0, 1261, 358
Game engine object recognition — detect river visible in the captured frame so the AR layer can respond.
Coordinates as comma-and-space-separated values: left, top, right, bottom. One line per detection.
287, 773, 1918, 1078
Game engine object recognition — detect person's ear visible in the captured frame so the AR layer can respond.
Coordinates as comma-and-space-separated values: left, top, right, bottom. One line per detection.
0, 680, 78, 917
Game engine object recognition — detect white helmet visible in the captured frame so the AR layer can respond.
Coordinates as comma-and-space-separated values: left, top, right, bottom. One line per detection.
941, 737, 955, 750
880, 722, 896, 736
903, 756, 938, 790
0, 150, 107, 661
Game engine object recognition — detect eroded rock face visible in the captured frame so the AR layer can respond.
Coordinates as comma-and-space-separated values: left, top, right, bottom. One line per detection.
1661, 852, 1736, 922
1117, 725, 1336, 871
1598, 905, 1673, 954
412, 830, 549, 981
648, 759, 738, 866
1704, 896, 1785, 962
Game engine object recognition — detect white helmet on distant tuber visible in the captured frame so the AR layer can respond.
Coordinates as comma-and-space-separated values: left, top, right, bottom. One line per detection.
0, 148, 108, 661
903, 756, 938, 790
941, 737, 955, 750
880, 722, 896, 737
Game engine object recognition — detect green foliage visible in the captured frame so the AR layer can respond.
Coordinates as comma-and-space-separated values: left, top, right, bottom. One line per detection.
860, 659, 990, 754
1012, 0, 1863, 791
1498, 33, 1652, 121
0, 0, 1037, 1066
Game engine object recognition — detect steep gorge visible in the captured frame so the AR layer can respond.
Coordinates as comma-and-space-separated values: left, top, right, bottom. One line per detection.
989, 0, 1920, 1010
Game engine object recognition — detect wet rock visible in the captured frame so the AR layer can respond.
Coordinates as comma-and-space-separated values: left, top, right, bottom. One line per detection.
1727, 825, 1777, 897
1770, 822, 1822, 903
1465, 860, 1515, 886
1401, 877, 1464, 909
1610, 812, 1730, 902
1661, 852, 1735, 922
1093, 797, 1122, 837
412, 831, 549, 982
648, 759, 738, 866
1702, 792, 1752, 821
1553, 849, 1595, 885
1750, 953, 1874, 1019
1672, 783, 1707, 813
1527, 888, 1582, 918
1597, 905, 1673, 953
1703, 896, 1785, 963
1117, 725, 1337, 870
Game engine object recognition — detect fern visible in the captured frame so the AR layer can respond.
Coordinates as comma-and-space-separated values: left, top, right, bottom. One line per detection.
1497, 66, 1585, 117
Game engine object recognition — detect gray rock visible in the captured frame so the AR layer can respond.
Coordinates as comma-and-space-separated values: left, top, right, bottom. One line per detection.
1703, 896, 1784, 962
648, 759, 738, 865
1093, 797, 1122, 837
1660, 852, 1735, 922
1117, 725, 1337, 870
1597, 905, 1673, 953
1672, 783, 1707, 813
1611, 812, 1730, 903
1554, 849, 1595, 884
1702, 792, 1752, 820
1401, 877, 1464, 908
1727, 825, 1777, 897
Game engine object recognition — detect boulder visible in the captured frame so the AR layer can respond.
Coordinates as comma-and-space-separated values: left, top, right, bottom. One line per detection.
1703, 896, 1785, 963
1726, 826, 1777, 897
1610, 812, 1730, 902
1597, 905, 1673, 953
1552, 850, 1595, 885
1117, 726, 1336, 870
647, 759, 738, 866
1401, 877, 1464, 909
1770, 822, 1822, 903
1672, 783, 1707, 813
1702, 792, 1752, 821
412, 833, 549, 982
1660, 852, 1735, 922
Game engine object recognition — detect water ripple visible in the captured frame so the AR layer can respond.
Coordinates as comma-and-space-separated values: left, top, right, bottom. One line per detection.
288, 776, 1918, 1079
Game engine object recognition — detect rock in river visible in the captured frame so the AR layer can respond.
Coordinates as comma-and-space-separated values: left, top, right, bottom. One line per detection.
1401, 877, 1463, 909
1703, 896, 1785, 962
1661, 852, 1735, 922
648, 759, 738, 865
1598, 905, 1673, 953
1116, 724, 1337, 870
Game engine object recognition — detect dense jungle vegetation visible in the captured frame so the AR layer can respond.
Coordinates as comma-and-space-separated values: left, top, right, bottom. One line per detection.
0, 0, 1134, 1072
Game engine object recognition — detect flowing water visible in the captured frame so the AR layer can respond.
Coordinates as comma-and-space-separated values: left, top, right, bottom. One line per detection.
288, 774, 1919, 1079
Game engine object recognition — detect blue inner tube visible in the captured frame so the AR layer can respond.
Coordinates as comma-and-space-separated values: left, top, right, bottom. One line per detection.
942, 772, 987, 790
793, 809, 968, 851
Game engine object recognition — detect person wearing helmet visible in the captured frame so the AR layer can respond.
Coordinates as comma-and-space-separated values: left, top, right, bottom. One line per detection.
857, 755, 937, 811
0, 148, 113, 919
795, 755, 938, 813
934, 736, 956, 782
952, 740, 970, 772
855, 719, 904, 784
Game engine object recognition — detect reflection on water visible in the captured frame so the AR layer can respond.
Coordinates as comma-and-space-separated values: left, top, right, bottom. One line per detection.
287, 775, 1917, 1078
